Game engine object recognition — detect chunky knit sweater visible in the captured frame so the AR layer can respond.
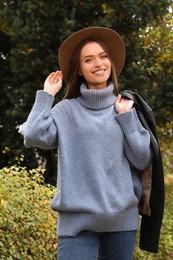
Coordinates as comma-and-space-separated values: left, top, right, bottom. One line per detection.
22, 82, 152, 236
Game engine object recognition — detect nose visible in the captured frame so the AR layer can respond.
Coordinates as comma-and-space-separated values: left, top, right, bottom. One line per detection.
94, 58, 102, 67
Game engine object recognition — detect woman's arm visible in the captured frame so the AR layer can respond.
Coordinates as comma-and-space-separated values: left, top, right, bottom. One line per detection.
115, 95, 152, 170
21, 71, 63, 149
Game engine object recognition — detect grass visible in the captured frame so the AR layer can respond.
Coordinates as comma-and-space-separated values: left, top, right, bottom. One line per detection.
134, 180, 173, 259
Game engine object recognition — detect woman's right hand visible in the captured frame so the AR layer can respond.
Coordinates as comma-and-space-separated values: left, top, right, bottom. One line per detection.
44, 70, 63, 96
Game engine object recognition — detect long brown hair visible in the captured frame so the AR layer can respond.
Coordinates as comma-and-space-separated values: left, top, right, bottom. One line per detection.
64, 39, 119, 99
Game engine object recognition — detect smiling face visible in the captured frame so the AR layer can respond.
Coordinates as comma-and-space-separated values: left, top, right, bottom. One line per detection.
79, 41, 112, 89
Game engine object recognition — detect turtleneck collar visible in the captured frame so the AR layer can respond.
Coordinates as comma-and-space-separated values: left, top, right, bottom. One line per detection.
76, 82, 116, 110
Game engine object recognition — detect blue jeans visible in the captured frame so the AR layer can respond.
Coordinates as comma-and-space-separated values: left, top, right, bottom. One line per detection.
57, 230, 137, 260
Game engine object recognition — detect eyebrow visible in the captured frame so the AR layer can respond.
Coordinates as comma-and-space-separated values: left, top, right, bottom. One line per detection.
83, 51, 107, 59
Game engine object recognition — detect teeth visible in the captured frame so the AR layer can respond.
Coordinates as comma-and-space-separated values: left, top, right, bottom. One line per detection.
94, 70, 105, 74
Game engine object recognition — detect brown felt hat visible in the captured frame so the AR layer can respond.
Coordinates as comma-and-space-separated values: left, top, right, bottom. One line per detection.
58, 26, 125, 83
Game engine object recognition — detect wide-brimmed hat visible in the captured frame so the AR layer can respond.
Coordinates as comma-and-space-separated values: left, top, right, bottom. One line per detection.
58, 26, 125, 83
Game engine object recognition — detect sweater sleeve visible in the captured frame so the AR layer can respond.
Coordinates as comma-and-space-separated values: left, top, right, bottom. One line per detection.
115, 108, 153, 170
21, 90, 58, 149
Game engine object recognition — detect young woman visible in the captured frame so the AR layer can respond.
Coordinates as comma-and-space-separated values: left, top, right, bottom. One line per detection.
21, 27, 152, 259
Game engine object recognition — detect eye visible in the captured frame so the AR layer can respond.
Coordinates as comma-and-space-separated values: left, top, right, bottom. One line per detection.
84, 58, 92, 63
101, 54, 108, 59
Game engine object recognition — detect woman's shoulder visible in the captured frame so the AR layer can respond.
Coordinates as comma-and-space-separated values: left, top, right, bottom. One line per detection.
53, 98, 79, 112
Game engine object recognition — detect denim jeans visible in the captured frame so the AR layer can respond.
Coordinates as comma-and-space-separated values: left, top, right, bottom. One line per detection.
57, 230, 137, 260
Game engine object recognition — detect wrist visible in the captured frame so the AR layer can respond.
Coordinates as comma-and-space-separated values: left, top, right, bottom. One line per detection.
43, 89, 55, 97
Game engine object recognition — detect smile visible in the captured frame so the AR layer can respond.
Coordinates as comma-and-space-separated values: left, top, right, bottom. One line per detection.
93, 69, 106, 75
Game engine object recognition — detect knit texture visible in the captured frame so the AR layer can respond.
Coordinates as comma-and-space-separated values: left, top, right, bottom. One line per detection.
22, 82, 152, 236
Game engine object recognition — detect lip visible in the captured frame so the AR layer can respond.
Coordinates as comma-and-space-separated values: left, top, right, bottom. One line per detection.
93, 69, 106, 75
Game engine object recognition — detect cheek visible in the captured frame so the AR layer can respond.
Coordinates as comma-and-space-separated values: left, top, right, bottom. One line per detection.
79, 64, 90, 77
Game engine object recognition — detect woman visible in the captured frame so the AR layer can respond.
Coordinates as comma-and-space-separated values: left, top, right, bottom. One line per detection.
21, 27, 152, 259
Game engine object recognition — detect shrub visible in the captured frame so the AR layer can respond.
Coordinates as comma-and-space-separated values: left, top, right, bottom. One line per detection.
158, 122, 173, 176
133, 123, 173, 259
133, 184, 173, 259
0, 166, 58, 259
1, 146, 173, 259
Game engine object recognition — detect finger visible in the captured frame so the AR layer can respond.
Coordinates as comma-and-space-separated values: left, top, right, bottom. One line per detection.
54, 71, 63, 87
48, 72, 56, 79
46, 73, 55, 84
54, 70, 61, 81
49, 73, 60, 84
59, 71, 63, 79
51, 71, 62, 83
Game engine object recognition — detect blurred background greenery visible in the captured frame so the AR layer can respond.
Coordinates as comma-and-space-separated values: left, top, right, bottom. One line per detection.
0, 0, 172, 184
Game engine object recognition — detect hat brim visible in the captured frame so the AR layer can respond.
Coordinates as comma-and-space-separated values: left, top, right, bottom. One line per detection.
58, 27, 125, 83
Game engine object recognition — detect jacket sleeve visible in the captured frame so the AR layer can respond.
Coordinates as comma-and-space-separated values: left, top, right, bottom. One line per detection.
115, 108, 153, 170
20, 90, 58, 150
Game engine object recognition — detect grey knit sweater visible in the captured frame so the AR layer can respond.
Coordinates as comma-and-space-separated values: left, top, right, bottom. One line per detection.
22, 82, 152, 236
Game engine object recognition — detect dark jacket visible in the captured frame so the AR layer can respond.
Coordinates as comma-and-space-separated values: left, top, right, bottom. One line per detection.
121, 90, 165, 253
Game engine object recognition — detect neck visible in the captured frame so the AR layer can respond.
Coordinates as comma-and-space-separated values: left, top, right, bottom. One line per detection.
76, 82, 116, 110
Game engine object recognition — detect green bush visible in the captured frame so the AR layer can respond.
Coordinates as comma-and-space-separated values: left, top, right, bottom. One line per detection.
0, 166, 58, 259
1, 150, 173, 259
158, 122, 173, 176
133, 183, 173, 260
133, 124, 173, 259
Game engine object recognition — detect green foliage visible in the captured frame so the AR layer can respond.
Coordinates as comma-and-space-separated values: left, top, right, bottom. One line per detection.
158, 122, 173, 176
133, 124, 173, 259
0, 166, 57, 259
1, 164, 173, 258
133, 183, 173, 259
132, 5, 173, 123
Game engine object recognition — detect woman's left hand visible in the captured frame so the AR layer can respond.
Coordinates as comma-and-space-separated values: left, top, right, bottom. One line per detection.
115, 94, 134, 114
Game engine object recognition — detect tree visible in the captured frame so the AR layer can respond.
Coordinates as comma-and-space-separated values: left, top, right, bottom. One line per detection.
0, 0, 171, 183
135, 4, 173, 123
